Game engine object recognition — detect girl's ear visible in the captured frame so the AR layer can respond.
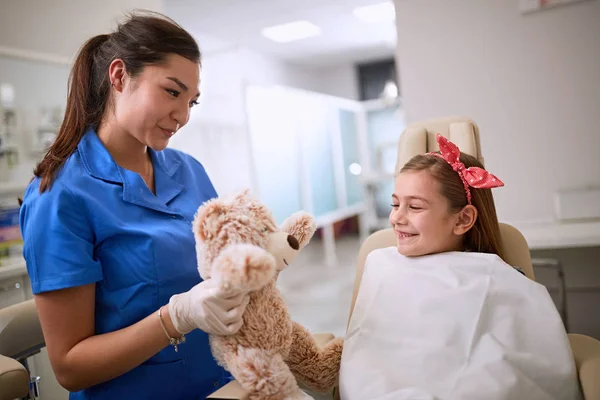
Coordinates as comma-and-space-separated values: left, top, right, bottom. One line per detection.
454, 205, 478, 235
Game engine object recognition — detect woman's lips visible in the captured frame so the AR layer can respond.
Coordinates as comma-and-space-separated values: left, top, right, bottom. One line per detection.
159, 126, 175, 137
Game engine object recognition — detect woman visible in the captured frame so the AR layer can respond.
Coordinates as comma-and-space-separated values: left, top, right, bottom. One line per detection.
19, 11, 249, 400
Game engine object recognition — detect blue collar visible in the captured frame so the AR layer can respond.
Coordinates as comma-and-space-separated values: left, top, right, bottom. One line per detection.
77, 128, 184, 212
78, 128, 123, 184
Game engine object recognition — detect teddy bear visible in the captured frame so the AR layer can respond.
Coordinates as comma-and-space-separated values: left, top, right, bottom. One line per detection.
192, 190, 344, 400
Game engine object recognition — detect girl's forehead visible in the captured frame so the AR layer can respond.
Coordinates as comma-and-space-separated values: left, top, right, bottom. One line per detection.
394, 170, 440, 198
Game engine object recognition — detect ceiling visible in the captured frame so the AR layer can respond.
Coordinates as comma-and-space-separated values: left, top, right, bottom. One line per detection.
164, 0, 398, 68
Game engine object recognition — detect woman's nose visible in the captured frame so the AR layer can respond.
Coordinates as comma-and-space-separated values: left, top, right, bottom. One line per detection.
172, 104, 190, 128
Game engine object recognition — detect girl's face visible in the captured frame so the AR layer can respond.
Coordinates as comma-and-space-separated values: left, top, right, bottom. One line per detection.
389, 170, 475, 257
112, 53, 200, 151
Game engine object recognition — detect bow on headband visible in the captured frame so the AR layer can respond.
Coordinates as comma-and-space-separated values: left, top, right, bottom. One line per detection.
428, 134, 504, 204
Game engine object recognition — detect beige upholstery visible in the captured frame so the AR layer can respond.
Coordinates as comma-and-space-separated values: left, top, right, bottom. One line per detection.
0, 299, 45, 358
0, 300, 45, 400
570, 334, 600, 400
396, 116, 484, 173
0, 355, 28, 399
0, 299, 45, 400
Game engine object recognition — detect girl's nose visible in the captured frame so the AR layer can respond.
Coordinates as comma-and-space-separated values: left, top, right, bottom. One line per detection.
390, 207, 407, 225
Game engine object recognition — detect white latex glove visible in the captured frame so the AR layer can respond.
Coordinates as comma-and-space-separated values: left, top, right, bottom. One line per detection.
168, 279, 250, 336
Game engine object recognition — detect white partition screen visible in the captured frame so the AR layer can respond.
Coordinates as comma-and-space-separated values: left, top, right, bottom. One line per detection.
245, 85, 366, 225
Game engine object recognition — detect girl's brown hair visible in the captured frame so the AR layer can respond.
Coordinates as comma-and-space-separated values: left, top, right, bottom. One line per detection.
32, 11, 201, 193
400, 152, 505, 261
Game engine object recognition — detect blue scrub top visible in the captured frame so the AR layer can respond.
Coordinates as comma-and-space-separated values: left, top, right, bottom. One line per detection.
19, 129, 231, 399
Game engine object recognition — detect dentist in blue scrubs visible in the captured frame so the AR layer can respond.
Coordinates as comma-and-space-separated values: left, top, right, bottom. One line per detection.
18, 12, 249, 400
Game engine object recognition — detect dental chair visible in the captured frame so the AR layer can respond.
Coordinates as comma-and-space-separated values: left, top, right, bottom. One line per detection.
346, 116, 600, 400
0, 299, 44, 400
1, 117, 599, 400
208, 116, 600, 400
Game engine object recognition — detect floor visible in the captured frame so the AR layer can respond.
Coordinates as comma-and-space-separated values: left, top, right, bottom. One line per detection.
275, 234, 362, 399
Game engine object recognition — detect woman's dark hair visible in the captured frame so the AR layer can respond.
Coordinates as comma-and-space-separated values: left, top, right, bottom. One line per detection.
33, 10, 200, 193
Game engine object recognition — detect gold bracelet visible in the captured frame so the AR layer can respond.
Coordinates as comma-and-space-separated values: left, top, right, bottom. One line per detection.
157, 306, 185, 352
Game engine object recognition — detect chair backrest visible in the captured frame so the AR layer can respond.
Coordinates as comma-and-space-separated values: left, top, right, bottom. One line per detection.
395, 116, 484, 174
347, 116, 534, 326
0, 299, 45, 360
0, 299, 45, 400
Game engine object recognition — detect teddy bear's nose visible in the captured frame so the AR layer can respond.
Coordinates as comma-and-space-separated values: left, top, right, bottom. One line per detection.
287, 235, 299, 250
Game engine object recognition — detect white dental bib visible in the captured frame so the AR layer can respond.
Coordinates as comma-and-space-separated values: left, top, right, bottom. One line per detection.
339, 248, 582, 400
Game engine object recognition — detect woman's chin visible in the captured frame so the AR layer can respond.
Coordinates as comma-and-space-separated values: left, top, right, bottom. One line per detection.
147, 138, 170, 152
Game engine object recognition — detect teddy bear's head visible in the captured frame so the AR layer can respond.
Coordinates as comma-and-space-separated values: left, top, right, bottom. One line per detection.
193, 190, 316, 280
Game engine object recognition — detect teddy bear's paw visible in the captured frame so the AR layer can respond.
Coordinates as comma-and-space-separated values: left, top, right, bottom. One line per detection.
214, 244, 277, 292
229, 347, 300, 400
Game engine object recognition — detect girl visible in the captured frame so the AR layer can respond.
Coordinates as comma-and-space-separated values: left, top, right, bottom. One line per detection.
338, 134, 582, 400
19, 11, 249, 400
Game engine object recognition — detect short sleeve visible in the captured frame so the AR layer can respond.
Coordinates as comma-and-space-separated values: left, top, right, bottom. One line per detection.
188, 155, 218, 199
20, 181, 103, 294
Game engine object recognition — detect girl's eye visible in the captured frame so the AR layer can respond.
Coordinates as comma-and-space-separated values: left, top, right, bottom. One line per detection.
166, 88, 180, 98
189, 100, 199, 108
390, 204, 399, 208
409, 205, 422, 211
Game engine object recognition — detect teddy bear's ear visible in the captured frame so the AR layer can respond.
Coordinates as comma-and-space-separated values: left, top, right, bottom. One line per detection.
232, 189, 253, 207
280, 211, 317, 249
193, 200, 227, 242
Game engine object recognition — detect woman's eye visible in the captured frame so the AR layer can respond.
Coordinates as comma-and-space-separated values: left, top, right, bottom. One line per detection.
166, 89, 180, 98
189, 100, 199, 108
390, 204, 399, 208
409, 205, 422, 211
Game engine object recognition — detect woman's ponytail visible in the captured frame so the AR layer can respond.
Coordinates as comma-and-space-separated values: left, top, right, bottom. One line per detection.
34, 34, 111, 192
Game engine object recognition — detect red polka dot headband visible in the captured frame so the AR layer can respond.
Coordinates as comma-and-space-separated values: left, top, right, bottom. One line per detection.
428, 134, 504, 204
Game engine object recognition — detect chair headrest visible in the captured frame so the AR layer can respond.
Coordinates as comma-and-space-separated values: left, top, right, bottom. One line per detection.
395, 116, 484, 174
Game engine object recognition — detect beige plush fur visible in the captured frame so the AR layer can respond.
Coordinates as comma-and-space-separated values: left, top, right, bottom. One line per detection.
193, 190, 343, 400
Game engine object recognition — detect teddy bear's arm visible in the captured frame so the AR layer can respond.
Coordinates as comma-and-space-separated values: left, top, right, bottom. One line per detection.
285, 321, 344, 393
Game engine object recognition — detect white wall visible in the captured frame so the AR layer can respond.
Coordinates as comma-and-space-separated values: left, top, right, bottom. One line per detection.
0, 0, 162, 58
169, 46, 361, 196
393, 0, 600, 225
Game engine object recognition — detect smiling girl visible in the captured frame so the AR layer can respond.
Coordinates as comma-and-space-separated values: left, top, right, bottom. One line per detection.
339, 134, 582, 400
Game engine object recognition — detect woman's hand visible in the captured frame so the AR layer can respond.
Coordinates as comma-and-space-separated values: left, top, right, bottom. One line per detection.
168, 279, 250, 336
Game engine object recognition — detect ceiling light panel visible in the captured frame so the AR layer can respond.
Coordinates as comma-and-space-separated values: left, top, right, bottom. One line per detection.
261, 20, 322, 43
353, 2, 396, 23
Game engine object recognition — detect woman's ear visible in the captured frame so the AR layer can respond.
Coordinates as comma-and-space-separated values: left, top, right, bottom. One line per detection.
108, 59, 126, 92
453, 205, 478, 235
